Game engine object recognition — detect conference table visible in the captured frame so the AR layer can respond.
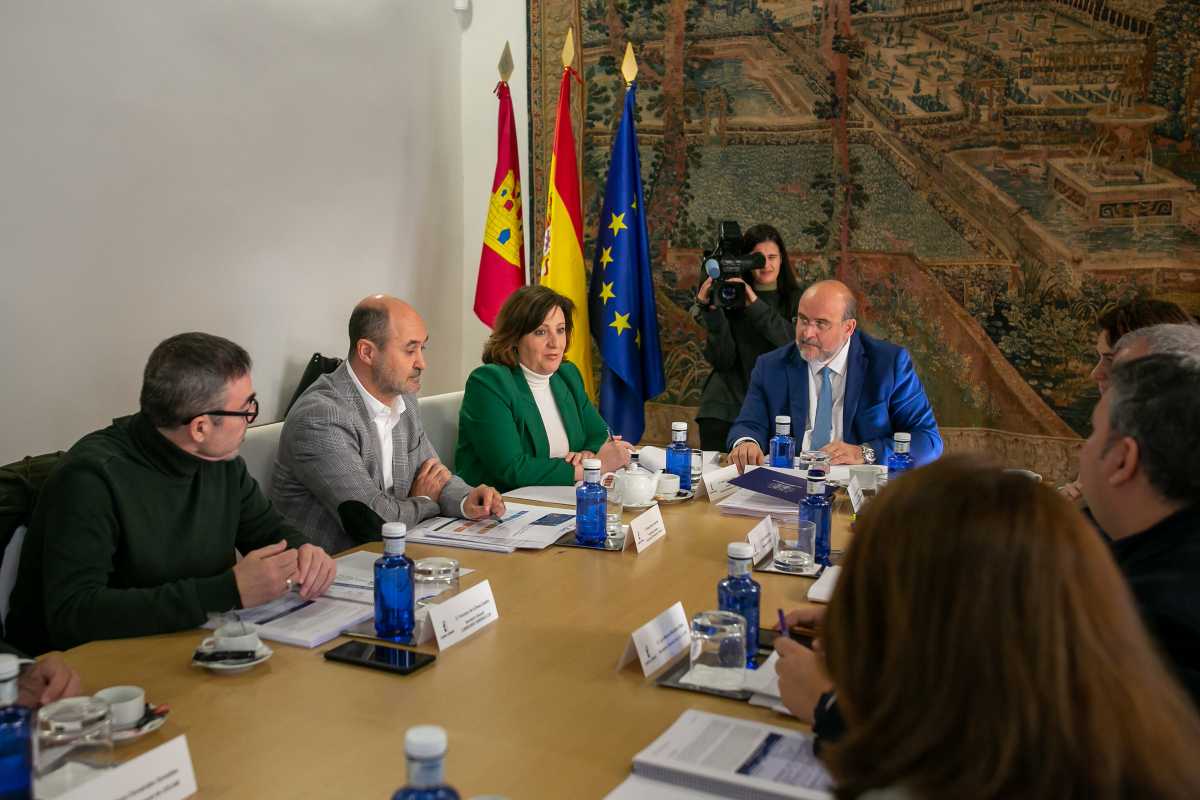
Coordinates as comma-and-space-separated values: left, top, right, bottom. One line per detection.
64, 491, 853, 799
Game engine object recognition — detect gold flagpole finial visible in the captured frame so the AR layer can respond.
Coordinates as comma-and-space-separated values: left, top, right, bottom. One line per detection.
561, 26, 575, 69
498, 41, 514, 82
621, 41, 638, 85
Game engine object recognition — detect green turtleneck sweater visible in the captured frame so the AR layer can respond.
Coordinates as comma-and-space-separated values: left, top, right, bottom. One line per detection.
6, 413, 308, 655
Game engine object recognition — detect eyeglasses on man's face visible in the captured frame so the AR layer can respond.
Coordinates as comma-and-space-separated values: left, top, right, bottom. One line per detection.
186, 395, 259, 426
792, 315, 834, 332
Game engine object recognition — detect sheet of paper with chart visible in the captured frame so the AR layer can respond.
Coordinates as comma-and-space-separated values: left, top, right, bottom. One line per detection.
627, 709, 832, 799
408, 503, 576, 552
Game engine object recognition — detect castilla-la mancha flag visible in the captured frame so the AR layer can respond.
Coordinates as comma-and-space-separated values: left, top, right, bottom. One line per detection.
473, 81, 526, 328
538, 67, 595, 398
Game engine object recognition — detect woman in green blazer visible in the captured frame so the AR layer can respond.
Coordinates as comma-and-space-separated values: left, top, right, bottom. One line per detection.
455, 286, 632, 492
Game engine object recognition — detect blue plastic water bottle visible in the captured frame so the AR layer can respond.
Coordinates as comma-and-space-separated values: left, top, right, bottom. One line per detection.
769, 415, 795, 468
392, 725, 461, 800
800, 469, 833, 567
665, 421, 692, 491
375, 522, 415, 640
887, 432, 915, 479
576, 458, 607, 546
717, 542, 762, 669
0, 654, 32, 800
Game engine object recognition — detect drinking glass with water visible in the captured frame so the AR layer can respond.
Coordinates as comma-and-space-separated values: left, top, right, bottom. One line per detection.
774, 520, 817, 573
685, 610, 747, 692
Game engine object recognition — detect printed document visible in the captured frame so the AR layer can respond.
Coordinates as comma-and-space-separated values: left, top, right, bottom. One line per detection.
409, 503, 576, 552
626, 709, 832, 799
207, 594, 372, 648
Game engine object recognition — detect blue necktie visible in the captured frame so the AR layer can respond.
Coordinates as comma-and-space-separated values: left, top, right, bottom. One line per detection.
811, 367, 834, 450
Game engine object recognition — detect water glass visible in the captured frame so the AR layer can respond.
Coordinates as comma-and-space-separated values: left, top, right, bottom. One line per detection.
603, 476, 624, 537
690, 449, 703, 490
799, 450, 832, 474
413, 556, 460, 607
774, 520, 816, 573
34, 698, 114, 798
687, 610, 747, 691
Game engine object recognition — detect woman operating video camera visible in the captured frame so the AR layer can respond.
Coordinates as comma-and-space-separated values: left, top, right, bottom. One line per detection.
689, 223, 799, 452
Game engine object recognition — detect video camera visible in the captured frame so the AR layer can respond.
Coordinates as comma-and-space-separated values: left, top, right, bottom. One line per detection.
701, 221, 765, 310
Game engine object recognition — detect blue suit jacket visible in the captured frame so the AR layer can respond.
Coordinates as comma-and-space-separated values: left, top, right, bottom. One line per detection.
727, 331, 943, 466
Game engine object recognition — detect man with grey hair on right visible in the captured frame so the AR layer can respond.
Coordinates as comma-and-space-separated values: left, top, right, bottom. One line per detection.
1078, 351, 1200, 707
1113, 322, 1200, 363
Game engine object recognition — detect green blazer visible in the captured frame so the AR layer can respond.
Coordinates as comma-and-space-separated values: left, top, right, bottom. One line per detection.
455, 360, 608, 491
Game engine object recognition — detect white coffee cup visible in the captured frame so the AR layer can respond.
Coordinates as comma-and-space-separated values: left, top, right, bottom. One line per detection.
656, 472, 680, 498
849, 465, 881, 490
202, 621, 261, 653
93, 685, 145, 730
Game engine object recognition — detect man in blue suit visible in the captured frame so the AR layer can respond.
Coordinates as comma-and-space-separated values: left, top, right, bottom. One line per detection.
728, 280, 942, 472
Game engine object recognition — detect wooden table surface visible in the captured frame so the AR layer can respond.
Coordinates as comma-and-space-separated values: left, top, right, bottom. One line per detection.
64, 494, 851, 799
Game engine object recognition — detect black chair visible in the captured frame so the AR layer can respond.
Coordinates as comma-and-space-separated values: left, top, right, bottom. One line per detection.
285, 353, 342, 416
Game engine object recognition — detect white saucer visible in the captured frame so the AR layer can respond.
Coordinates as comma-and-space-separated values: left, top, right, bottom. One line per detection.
113, 711, 168, 743
622, 499, 659, 511
655, 489, 695, 505
192, 643, 273, 674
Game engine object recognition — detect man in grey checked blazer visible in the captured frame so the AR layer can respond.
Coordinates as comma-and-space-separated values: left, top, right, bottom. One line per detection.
271, 295, 505, 555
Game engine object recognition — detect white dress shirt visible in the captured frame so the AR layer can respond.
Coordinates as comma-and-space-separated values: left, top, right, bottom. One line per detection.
347, 363, 406, 490
521, 363, 570, 458
801, 337, 851, 451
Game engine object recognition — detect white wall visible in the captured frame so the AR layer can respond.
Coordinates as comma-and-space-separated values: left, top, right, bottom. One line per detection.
457, 0, 530, 379
0, 1, 470, 459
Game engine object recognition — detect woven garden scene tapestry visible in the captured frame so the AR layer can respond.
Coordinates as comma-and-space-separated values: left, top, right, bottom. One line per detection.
528, 0, 1200, 480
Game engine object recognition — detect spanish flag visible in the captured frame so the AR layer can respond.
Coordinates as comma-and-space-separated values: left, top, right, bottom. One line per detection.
473, 81, 525, 327
539, 66, 595, 398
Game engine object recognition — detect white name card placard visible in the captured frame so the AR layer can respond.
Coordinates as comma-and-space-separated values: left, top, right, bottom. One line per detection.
847, 474, 864, 513
702, 464, 742, 504
630, 504, 667, 553
617, 601, 690, 677
746, 516, 777, 565
428, 579, 499, 650
58, 734, 197, 800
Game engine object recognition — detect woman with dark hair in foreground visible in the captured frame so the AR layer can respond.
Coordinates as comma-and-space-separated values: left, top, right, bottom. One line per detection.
777, 455, 1200, 799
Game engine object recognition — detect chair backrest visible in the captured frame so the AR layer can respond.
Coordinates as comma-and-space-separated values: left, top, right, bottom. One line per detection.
285, 353, 342, 416
0, 525, 25, 633
240, 421, 284, 496
418, 391, 465, 472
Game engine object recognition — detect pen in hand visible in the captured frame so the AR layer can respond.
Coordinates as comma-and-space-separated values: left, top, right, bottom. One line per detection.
777, 608, 791, 641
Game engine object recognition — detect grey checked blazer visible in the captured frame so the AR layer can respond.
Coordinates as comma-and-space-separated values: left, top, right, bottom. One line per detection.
269, 362, 471, 555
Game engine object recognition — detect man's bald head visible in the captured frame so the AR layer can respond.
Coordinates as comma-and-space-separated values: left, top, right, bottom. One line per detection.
799, 280, 858, 322
795, 280, 859, 363
348, 295, 419, 359
347, 294, 428, 400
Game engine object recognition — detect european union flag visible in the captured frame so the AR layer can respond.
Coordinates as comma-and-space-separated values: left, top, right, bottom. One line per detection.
588, 82, 665, 442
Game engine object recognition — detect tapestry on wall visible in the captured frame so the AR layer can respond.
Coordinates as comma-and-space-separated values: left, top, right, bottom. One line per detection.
528, 0, 1200, 482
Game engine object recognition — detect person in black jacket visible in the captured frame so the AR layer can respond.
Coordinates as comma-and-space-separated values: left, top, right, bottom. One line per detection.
688, 224, 800, 451
1078, 352, 1200, 707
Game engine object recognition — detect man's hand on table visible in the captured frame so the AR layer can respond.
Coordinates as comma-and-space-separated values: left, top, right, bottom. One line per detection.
295, 543, 336, 600
18, 653, 81, 708
820, 441, 864, 465
234, 540, 299, 607
463, 485, 506, 520
730, 441, 764, 474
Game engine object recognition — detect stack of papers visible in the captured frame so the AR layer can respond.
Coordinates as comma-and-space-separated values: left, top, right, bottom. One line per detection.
743, 652, 793, 716
502, 485, 578, 506
207, 594, 372, 649
408, 503, 576, 553
715, 488, 798, 521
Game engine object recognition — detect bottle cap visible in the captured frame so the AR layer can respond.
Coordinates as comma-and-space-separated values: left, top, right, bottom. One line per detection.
0, 654, 19, 681
405, 725, 448, 759
775, 415, 791, 425
894, 432, 911, 442
382, 522, 407, 540
727, 542, 754, 560
671, 421, 688, 432
582, 458, 602, 470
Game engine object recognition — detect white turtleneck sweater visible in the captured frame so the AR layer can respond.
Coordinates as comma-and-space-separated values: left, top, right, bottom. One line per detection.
520, 363, 570, 458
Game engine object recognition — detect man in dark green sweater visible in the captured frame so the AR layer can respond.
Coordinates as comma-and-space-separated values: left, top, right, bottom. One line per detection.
7, 333, 336, 655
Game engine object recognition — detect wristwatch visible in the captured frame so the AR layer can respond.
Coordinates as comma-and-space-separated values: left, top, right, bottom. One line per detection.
859, 444, 875, 465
